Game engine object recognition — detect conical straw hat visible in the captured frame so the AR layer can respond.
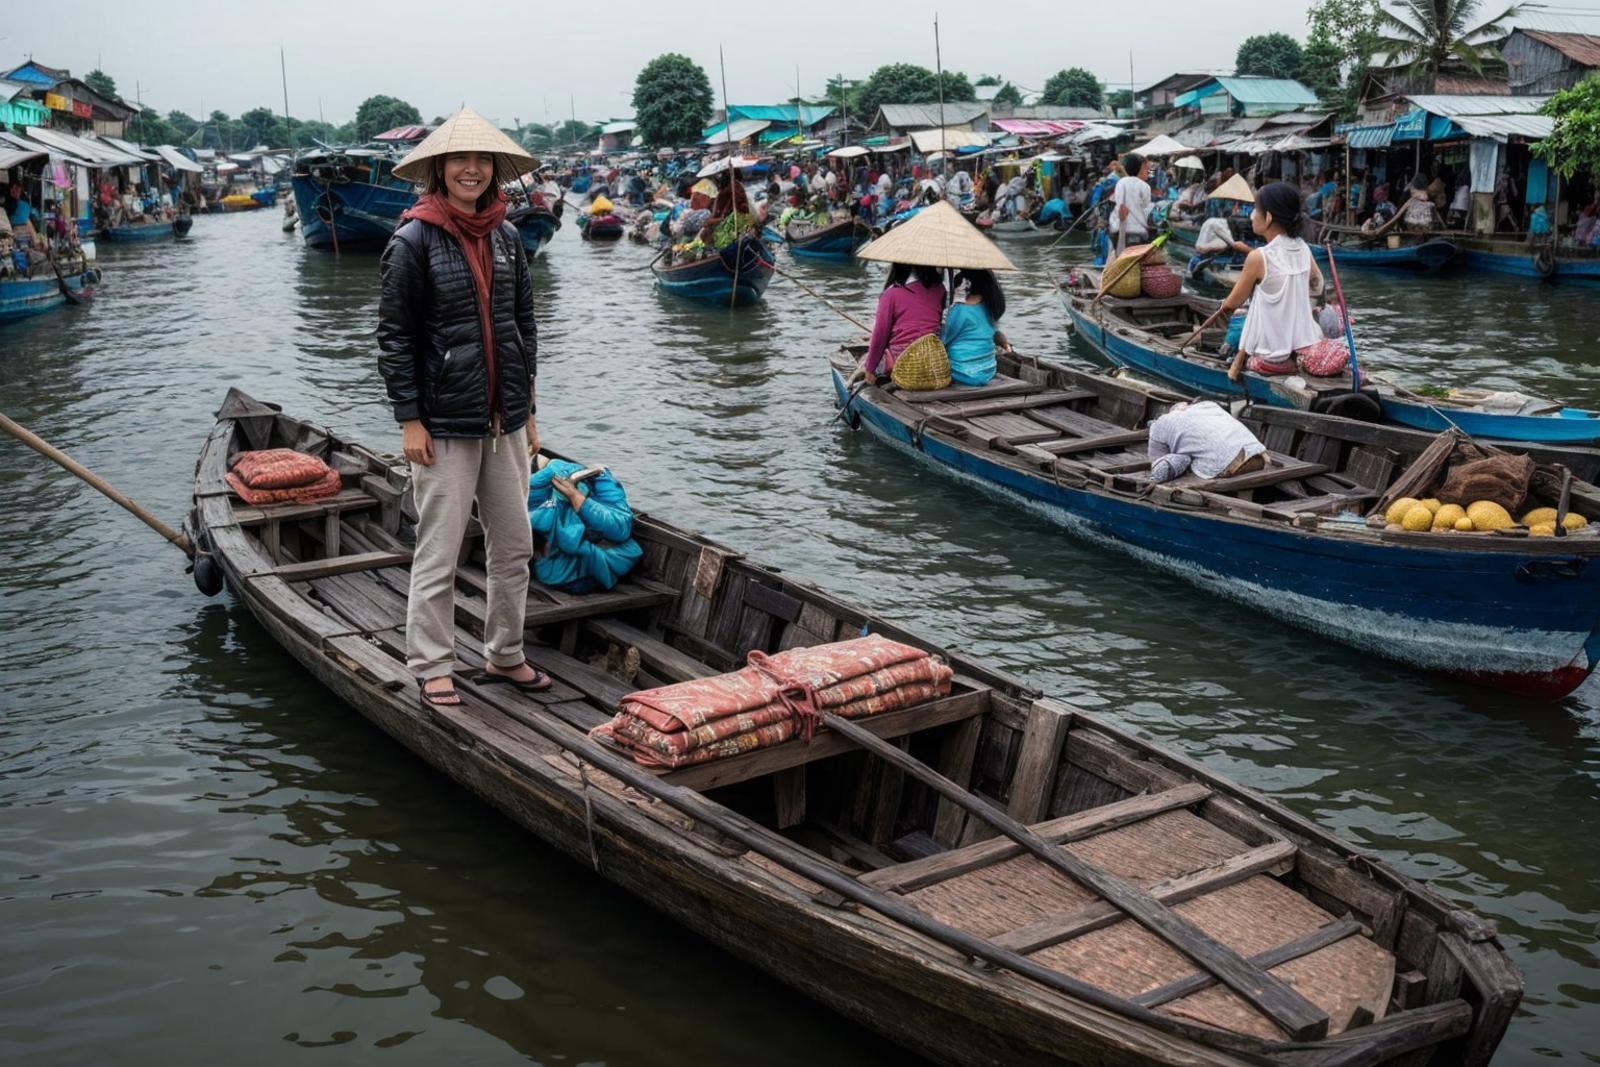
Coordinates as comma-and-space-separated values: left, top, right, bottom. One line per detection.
1211, 174, 1256, 203
856, 200, 1016, 271
392, 106, 535, 185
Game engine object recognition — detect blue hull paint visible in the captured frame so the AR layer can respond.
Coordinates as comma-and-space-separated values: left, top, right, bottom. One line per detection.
513, 212, 560, 256
654, 242, 775, 306
1068, 302, 1600, 447
0, 271, 95, 322
831, 366, 1600, 693
1460, 246, 1600, 282
100, 221, 178, 242
1310, 239, 1458, 273
787, 220, 868, 261
291, 175, 417, 251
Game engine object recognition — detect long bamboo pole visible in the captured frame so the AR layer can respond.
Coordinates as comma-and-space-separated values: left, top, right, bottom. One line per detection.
0, 412, 194, 557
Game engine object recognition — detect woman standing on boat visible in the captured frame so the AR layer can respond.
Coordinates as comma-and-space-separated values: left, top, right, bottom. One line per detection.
1218, 182, 1325, 383
376, 107, 551, 707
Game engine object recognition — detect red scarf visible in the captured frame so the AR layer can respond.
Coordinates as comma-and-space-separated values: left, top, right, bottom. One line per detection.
402, 190, 509, 427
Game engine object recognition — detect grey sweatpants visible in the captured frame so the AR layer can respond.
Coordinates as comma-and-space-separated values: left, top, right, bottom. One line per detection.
406, 431, 533, 680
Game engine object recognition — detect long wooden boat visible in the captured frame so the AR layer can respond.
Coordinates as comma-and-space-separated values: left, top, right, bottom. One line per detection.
0, 265, 100, 322
509, 205, 561, 256
829, 346, 1600, 699
579, 213, 625, 241
785, 216, 873, 260
1062, 270, 1600, 455
1307, 225, 1458, 274
987, 218, 1062, 241
291, 148, 418, 251
189, 388, 1520, 1066
652, 234, 775, 306
1458, 237, 1600, 282
99, 218, 188, 242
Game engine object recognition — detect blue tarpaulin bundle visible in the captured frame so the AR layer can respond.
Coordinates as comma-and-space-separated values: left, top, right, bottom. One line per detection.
528, 459, 643, 593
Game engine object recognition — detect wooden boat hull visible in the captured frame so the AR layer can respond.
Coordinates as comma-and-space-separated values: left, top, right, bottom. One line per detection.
989, 220, 1060, 241
830, 353, 1600, 698
786, 217, 871, 260
1065, 287, 1600, 459
99, 220, 184, 242
580, 215, 625, 240
189, 391, 1518, 1066
653, 237, 775, 306
1309, 239, 1458, 274
0, 268, 99, 322
1458, 242, 1600, 282
291, 174, 418, 251
511, 209, 561, 256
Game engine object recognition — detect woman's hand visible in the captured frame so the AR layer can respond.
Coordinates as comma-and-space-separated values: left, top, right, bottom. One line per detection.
863, 369, 878, 387
1227, 351, 1247, 384
402, 420, 435, 466
550, 475, 585, 511
526, 417, 540, 458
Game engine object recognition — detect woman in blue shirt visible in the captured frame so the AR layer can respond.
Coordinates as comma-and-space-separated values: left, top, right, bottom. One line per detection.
941, 269, 1013, 387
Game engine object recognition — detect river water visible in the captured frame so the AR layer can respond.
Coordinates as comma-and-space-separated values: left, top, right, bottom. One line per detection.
2, 207, 1597, 1065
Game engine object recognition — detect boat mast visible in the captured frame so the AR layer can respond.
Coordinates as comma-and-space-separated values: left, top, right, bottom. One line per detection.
279, 46, 292, 149
934, 13, 946, 163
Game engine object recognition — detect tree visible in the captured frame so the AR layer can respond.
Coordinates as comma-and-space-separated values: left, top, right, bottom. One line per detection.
851, 63, 975, 122
127, 111, 177, 146
993, 83, 1024, 108
166, 110, 200, 141
631, 53, 713, 147
1040, 68, 1103, 110
1236, 33, 1305, 78
1107, 89, 1133, 111
1536, 74, 1600, 181
354, 94, 422, 143
555, 118, 596, 146
1298, 34, 1346, 103
239, 106, 286, 147
83, 69, 118, 99
1309, 0, 1383, 57
974, 74, 1003, 87
1374, 0, 1518, 86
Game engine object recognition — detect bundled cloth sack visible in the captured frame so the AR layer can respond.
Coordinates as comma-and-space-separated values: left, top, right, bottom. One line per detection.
1437, 451, 1534, 514
590, 194, 614, 216
594, 634, 953, 768
225, 448, 342, 505
527, 459, 642, 593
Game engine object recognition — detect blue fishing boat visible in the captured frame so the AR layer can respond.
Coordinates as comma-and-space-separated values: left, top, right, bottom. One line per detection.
0, 266, 100, 323
828, 343, 1600, 699
291, 148, 417, 251
1458, 238, 1600, 282
1308, 229, 1459, 273
509, 206, 561, 256
1062, 271, 1600, 458
785, 216, 873, 261
652, 234, 775, 306
99, 218, 188, 242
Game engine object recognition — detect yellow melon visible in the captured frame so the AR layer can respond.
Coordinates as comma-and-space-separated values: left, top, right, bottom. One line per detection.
1432, 503, 1465, 530
1522, 507, 1558, 527
1401, 505, 1434, 532
1564, 513, 1588, 531
1454, 516, 1474, 532
1530, 522, 1556, 537
1466, 500, 1514, 531
1420, 498, 1442, 514
1385, 498, 1422, 526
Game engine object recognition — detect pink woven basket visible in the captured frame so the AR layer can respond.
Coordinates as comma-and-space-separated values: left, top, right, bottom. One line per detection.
1140, 264, 1182, 299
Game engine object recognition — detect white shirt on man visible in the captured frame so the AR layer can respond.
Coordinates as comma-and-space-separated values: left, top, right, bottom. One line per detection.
1196, 217, 1236, 253
1110, 175, 1151, 236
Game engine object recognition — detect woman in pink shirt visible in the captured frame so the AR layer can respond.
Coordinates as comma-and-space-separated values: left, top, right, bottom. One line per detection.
862, 263, 946, 384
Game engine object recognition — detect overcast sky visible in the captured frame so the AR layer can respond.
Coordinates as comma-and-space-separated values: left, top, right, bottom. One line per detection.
9, 2, 1600, 126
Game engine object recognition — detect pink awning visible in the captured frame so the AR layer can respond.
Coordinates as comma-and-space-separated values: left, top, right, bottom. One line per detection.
991, 119, 1082, 136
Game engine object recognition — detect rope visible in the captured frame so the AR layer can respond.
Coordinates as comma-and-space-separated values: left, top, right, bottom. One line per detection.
772, 265, 871, 331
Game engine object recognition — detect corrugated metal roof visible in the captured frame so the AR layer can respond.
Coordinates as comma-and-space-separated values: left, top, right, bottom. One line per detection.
1519, 29, 1600, 68
1214, 78, 1320, 106
876, 102, 988, 129
155, 145, 202, 172
700, 118, 771, 144
1404, 94, 1550, 117
991, 118, 1080, 135
1452, 113, 1553, 139
1343, 124, 1396, 149
598, 120, 636, 135
25, 126, 144, 166
0, 76, 31, 101
99, 135, 161, 161
908, 128, 991, 153
0, 147, 47, 169
0, 130, 93, 166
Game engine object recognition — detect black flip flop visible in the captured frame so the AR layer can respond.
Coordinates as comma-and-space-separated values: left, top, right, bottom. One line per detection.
420, 683, 463, 707
470, 662, 554, 693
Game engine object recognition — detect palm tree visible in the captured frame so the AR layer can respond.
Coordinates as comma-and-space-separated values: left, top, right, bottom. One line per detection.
1375, 0, 1520, 86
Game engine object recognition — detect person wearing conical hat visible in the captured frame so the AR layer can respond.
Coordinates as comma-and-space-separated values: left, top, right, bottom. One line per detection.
375, 106, 553, 707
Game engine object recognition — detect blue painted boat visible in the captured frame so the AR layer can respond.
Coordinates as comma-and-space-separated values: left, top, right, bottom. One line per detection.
828, 344, 1600, 699
510, 207, 561, 256
653, 234, 775, 306
570, 173, 593, 195
1458, 239, 1600, 283
0, 267, 100, 323
99, 219, 186, 242
1308, 234, 1459, 273
250, 188, 277, 208
785, 216, 873, 261
579, 213, 626, 241
1062, 272, 1600, 460
291, 148, 417, 252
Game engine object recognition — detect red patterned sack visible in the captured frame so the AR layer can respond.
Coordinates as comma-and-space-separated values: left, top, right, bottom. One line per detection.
1295, 338, 1350, 378
230, 448, 334, 489
1246, 353, 1298, 375
225, 466, 342, 506
1140, 264, 1182, 299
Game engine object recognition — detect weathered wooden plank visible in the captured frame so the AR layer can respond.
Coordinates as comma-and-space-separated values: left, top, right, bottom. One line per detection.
990, 840, 1299, 954
1006, 702, 1074, 824
584, 617, 711, 683
773, 766, 807, 829
263, 549, 413, 582
1043, 429, 1151, 455
743, 580, 803, 624
926, 389, 1096, 420
896, 377, 1041, 404
932, 716, 983, 847
863, 782, 1212, 893
233, 488, 380, 527
1131, 918, 1364, 1009
658, 688, 989, 793
522, 584, 677, 630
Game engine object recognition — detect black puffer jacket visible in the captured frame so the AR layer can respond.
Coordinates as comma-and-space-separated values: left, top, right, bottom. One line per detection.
376, 217, 537, 437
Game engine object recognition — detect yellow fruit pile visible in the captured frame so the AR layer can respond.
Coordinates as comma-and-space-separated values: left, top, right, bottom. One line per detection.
1381, 497, 1589, 534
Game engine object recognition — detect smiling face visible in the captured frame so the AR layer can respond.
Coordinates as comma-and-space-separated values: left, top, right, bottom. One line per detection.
441, 152, 496, 211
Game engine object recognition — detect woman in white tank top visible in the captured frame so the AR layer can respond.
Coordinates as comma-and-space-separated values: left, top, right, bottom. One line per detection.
1214, 182, 1325, 382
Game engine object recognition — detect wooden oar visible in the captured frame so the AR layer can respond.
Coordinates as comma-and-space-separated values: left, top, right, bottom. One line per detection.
0, 411, 194, 557
1321, 240, 1363, 391
45, 250, 83, 305
1043, 199, 1097, 251
1178, 303, 1229, 352
773, 264, 871, 332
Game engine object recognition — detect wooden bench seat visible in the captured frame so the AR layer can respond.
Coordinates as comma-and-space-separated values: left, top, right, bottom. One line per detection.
233, 488, 380, 527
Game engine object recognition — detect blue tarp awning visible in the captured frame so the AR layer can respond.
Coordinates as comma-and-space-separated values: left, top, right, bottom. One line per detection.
1342, 124, 1395, 149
